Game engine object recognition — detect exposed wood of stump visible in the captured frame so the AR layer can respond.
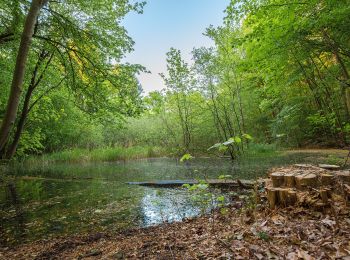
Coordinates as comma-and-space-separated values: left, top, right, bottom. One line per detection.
266, 187, 277, 209
271, 172, 284, 187
294, 164, 313, 168
295, 173, 317, 190
336, 171, 350, 183
265, 166, 350, 209
278, 188, 289, 207
286, 190, 297, 205
284, 173, 295, 188
266, 187, 297, 208
319, 189, 329, 204
320, 173, 334, 186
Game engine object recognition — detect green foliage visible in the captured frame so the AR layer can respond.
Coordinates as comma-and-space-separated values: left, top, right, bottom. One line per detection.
180, 153, 194, 162
218, 174, 233, 180
324, 155, 343, 166
25, 146, 167, 164
2, 0, 350, 159
0, 0, 145, 158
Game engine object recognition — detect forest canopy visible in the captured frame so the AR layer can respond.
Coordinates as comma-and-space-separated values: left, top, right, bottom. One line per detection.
0, 0, 350, 159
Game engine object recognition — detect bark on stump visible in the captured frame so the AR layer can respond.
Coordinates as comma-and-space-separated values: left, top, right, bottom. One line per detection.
271, 172, 284, 187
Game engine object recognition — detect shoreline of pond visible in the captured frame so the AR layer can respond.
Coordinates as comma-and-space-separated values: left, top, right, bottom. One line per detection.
1, 191, 349, 259
1, 150, 349, 252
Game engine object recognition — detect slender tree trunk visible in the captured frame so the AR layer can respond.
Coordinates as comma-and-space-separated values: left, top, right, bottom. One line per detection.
0, 0, 47, 158
5, 50, 53, 159
322, 31, 350, 120
334, 51, 350, 117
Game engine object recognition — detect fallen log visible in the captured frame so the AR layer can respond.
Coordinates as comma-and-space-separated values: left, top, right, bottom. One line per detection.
318, 164, 341, 170
127, 179, 255, 189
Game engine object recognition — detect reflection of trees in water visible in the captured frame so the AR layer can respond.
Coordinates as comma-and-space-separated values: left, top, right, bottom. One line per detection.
139, 189, 200, 226
0, 181, 27, 245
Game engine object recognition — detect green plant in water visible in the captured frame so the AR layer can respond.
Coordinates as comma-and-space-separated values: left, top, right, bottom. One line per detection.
325, 155, 343, 166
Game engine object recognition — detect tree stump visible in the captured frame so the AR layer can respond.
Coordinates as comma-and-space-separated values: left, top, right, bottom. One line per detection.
320, 173, 334, 186
295, 173, 317, 190
336, 171, 350, 183
266, 187, 278, 209
284, 173, 295, 188
265, 165, 348, 209
271, 172, 284, 187
286, 190, 297, 205
278, 188, 289, 207
319, 189, 329, 204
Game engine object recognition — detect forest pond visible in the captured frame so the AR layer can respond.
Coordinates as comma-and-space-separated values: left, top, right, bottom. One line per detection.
0, 151, 339, 245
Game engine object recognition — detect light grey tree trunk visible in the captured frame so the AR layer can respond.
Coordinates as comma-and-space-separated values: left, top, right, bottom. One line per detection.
0, 0, 47, 157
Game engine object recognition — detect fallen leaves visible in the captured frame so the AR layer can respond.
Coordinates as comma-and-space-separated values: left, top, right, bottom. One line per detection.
1, 165, 350, 259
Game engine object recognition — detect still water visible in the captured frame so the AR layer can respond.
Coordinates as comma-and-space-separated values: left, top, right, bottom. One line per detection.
0, 152, 332, 245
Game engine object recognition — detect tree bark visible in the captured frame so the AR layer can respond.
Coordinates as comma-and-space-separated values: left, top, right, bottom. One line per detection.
5, 52, 45, 158
0, 0, 47, 158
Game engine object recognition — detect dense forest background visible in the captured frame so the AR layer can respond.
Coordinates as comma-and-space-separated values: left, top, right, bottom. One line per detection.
1, 0, 350, 159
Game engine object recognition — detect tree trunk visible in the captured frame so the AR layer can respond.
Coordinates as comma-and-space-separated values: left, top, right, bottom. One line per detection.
0, 0, 47, 158
334, 51, 350, 117
5, 50, 53, 159
322, 31, 350, 120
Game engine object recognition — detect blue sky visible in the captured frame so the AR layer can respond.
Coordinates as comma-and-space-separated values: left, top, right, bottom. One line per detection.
122, 0, 230, 94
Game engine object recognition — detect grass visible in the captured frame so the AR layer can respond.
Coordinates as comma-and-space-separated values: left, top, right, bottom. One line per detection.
25, 146, 168, 164
242, 143, 279, 157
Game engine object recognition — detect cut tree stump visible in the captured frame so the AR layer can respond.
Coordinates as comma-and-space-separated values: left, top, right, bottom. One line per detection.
278, 188, 289, 207
266, 187, 278, 209
271, 172, 284, 187
320, 173, 334, 186
336, 171, 350, 183
319, 189, 329, 204
295, 173, 317, 190
284, 173, 295, 188
286, 190, 297, 205
265, 165, 348, 209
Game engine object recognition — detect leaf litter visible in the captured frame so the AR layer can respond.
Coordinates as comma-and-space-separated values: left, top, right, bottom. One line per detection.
1, 169, 350, 259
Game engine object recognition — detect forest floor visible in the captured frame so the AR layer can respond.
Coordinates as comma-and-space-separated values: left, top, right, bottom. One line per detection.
1, 189, 349, 259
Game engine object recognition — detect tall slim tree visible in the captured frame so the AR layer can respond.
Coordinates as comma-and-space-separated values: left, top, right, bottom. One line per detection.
0, 0, 47, 157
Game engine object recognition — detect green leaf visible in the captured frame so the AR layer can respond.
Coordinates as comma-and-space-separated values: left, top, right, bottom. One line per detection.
182, 183, 191, 189
218, 174, 233, 179
218, 145, 228, 152
234, 136, 242, 143
223, 138, 235, 145
217, 196, 225, 202
242, 133, 253, 140
207, 143, 222, 151
180, 153, 193, 162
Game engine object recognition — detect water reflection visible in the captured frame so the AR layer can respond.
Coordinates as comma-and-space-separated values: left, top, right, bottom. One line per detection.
141, 188, 201, 225
0, 153, 329, 246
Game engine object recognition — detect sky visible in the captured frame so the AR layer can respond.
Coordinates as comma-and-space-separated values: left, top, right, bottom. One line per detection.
122, 0, 230, 94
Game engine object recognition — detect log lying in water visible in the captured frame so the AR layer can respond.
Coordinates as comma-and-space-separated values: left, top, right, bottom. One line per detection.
127, 179, 256, 188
